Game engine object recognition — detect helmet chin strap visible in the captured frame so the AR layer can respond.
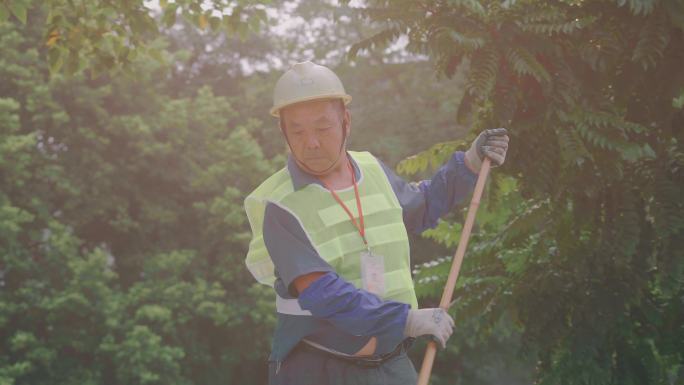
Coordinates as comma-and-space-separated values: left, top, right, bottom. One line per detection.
283, 125, 349, 176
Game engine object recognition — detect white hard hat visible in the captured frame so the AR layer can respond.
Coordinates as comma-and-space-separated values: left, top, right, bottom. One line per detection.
270, 61, 352, 117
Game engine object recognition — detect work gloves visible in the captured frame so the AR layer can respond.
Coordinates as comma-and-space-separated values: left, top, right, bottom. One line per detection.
403, 308, 455, 349
465, 128, 509, 173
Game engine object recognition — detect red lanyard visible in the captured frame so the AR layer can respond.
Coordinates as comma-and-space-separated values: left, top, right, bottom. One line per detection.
319, 159, 368, 248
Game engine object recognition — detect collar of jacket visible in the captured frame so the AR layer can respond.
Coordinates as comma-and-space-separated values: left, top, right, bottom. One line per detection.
287, 151, 361, 191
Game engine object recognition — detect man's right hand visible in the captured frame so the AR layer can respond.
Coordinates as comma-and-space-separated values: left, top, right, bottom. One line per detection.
403, 308, 455, 349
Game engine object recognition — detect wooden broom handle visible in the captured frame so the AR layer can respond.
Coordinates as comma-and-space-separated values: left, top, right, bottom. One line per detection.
417, 157, 492, 385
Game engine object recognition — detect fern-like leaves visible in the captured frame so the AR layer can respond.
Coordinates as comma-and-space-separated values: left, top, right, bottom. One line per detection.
505, 46, 551, 83
632, 9, 670, 70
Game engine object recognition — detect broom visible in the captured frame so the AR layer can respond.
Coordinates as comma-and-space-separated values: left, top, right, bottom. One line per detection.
417, 157, 492, 385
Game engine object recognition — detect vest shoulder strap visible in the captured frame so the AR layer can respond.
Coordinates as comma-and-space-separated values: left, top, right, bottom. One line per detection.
347, 150, 376, 166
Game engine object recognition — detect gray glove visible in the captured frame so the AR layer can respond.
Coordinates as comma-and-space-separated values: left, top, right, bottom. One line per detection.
403, 308, 455, 349
465, 128, 510, 172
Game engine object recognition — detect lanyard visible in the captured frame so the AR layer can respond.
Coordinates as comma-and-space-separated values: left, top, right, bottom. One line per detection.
319, 158, 368, 250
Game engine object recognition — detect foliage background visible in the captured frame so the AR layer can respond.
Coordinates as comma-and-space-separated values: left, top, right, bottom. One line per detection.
1, 0, 682, 384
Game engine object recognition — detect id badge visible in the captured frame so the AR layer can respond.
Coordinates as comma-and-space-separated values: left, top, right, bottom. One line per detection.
361, 250, 386, 297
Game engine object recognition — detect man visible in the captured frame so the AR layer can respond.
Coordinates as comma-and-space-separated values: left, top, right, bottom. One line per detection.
244, 61, 509, 384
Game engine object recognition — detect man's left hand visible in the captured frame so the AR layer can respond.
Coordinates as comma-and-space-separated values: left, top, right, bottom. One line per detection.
465, 128, 509, 173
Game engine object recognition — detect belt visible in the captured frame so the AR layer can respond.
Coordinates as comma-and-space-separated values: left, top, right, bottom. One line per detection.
299, 338, 415, 368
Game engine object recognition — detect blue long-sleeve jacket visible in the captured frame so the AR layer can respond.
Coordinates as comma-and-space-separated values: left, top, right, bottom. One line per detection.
298, 272, 409, 356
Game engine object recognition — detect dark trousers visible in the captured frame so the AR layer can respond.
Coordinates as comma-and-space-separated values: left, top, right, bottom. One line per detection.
268, 342, 418, 385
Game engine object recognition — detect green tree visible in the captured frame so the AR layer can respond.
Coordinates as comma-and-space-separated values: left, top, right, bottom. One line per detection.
346, 0, 684, 384
0, 0, 269, 76
1, 13, 275, 384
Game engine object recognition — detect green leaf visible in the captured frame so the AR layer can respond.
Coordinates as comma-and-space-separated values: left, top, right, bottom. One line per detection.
189, 3, 202, 13
48, 47, 64, 74
449, 30, 485, 50
396, 140, 464, 176
247, 13, 262, 33
209, 16, 221, 31
347, 27, 404, 60
672, 90, 684, 109
0, 4, 9, 23
8, 1, 27, 24
620, 0, 657, 15
506, 47, 551, 83
631, 11, 669, 70
641, 143, 656, 158
163, 3, 178, 28
198, 13, 208, 30
447, 0, 485, 16
467, 47, 500, 97
147, 47, 164, 63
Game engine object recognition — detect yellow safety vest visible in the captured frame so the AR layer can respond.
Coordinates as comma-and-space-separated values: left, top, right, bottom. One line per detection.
244, 151, 418, 313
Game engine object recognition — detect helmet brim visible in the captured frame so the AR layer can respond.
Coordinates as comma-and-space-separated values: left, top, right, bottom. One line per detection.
270, 94, 352, 117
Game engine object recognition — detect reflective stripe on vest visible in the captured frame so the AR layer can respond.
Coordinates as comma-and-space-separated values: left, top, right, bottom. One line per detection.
276, 294, 312, 316
244, 151, 419, 312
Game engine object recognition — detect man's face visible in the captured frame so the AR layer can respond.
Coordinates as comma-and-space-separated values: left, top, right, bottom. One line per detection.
280, 99, 350, 175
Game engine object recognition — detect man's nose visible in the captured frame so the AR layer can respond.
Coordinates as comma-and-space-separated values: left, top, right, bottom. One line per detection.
304, 133, 320, 148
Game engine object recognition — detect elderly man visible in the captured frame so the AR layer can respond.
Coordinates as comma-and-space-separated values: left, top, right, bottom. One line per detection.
244, 61, 509, 384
